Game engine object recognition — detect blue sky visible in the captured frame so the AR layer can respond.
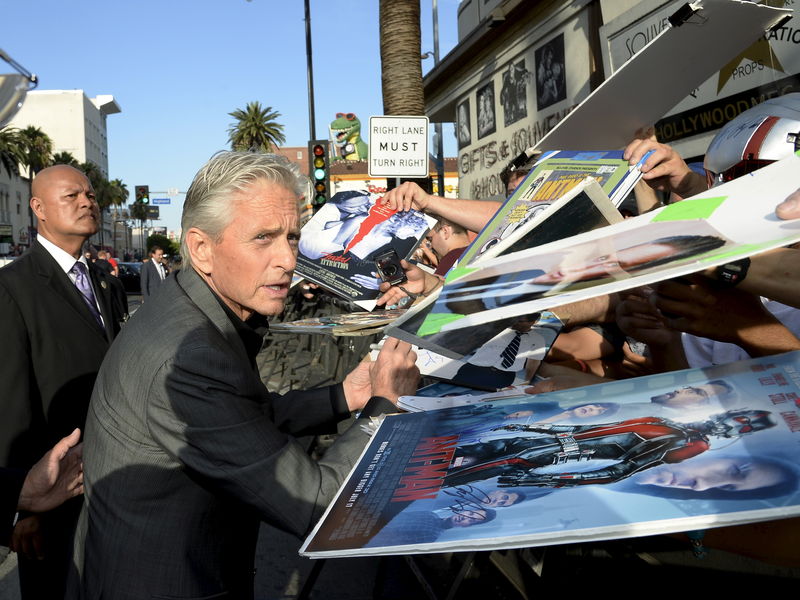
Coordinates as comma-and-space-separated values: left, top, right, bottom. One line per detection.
2, 0, 460, 231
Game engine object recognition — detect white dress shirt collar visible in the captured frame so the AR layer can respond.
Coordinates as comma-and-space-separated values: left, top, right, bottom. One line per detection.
36, 234, 89, 275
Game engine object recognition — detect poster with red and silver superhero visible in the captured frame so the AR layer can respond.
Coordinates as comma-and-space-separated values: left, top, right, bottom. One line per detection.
302, 351, 800, 557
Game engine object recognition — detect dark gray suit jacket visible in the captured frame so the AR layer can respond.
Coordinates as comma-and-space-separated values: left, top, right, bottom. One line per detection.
71, 267, 384, 599
139, 258, 164, 298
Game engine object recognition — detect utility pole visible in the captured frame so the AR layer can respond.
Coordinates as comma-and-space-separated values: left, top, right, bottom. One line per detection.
432, 0, 445, 198
304, 0, 317, 141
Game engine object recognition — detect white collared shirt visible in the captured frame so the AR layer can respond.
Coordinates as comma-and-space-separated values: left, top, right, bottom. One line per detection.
37, 234, 105, 325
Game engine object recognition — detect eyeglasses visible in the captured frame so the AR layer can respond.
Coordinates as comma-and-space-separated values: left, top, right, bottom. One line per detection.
336, 113, 356, 121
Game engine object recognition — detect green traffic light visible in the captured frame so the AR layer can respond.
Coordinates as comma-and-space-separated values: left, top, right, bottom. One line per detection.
313, 168, 325, 180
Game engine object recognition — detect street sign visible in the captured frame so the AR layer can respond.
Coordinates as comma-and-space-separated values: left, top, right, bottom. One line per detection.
146, 206, 160, 219
167, 187, 179, 196
151, 198, 171, 205
368, 115, 429, 177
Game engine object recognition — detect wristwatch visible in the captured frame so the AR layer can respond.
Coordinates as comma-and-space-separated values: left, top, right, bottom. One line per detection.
714, 257, 750, 287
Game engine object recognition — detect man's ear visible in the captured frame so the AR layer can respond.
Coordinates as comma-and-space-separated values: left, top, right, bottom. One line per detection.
440, 224, 451, 240
30, 196, 45, 222
185, 228, 214, 274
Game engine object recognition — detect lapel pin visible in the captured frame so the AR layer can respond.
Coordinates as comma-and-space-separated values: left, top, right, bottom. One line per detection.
101, 281, 107, 289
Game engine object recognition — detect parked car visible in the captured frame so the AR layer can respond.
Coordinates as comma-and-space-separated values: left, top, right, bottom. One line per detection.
118, 262, 142, 293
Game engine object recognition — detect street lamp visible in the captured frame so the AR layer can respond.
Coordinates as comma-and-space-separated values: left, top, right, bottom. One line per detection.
0, 48, 38, 127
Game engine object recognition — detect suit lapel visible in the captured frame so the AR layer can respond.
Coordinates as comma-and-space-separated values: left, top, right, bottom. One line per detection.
88, 263, 118, 340
176, 267, 251, 367
31, 243, 109, 342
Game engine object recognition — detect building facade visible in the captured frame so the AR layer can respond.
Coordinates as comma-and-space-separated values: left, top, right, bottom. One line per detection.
10, 90, 120, 176
426, 0, 799, 199
330, 157, 459, 200
0, 89, 122, 252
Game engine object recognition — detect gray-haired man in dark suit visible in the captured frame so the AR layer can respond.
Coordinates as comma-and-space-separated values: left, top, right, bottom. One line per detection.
69, 152, 419, 599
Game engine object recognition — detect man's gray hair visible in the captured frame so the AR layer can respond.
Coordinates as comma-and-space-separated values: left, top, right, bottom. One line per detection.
180, 151, 306, 268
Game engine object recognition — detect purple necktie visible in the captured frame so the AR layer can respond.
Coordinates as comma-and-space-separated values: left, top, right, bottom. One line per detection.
70, 261, 103, 327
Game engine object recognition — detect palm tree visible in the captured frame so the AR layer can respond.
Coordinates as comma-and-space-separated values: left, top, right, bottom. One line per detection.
106, 178, 129, 256
19, 126, 53, 234
19, 126, 53, 177
52, 151, 80, 168
379, 0, 424, 115
107, 178, 129, 207
0, 126, 25, 178
79, 161, 107, 205
79, 161, 114, 247
227, 102, 286, 153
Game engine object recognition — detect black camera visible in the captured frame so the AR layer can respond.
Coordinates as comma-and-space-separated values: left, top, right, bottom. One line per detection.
374, 249, 407, 285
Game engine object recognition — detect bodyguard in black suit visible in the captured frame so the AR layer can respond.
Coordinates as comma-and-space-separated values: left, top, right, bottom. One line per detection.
0, 165, 126, 599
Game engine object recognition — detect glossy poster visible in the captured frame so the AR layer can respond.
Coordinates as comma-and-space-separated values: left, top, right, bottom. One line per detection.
302, 352, 800, 557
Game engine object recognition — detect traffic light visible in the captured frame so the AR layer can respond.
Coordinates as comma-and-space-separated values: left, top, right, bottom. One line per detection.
308, 140, 329, 206
135, 185, 150, 205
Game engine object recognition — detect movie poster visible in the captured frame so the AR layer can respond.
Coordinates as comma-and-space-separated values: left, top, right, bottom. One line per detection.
296, 191, 435, 310
414, 153, 800, 335
501, 58, 529, 127
302, 352, 800, 557
406, 311, 563, 391
456, 98, 472, 149
269, 309, 407, 336
425, 217, 732, 333
476, 81, 496, 140
458, 150, 637, 267
535, 33, 567, 111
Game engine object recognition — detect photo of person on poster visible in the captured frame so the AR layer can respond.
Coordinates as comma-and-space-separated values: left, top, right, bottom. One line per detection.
457, 99, 472, 149
436, 220, 729, 317
443, 409, 775, 489
501, 58, 529, 126
535, 33, 566, 110
298, 190, 373, 260
476, 81, 496, 139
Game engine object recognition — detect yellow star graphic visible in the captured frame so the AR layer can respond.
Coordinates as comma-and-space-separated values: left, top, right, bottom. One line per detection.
716, 0, 788, 92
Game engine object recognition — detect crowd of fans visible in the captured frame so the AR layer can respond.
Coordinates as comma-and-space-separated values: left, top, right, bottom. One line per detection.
2, 76, 799, 596
378, 94, 800, 393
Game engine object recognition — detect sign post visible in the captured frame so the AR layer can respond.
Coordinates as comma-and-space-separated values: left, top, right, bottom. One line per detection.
368, 115, 429, 178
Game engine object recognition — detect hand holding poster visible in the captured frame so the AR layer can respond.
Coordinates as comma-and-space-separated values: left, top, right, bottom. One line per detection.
295, 191, 436, 310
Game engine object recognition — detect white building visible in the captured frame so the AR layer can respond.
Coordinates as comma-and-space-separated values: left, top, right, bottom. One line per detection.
0, 89, 122, 252
10, 89, 120, 177
0, 175, 30, 252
